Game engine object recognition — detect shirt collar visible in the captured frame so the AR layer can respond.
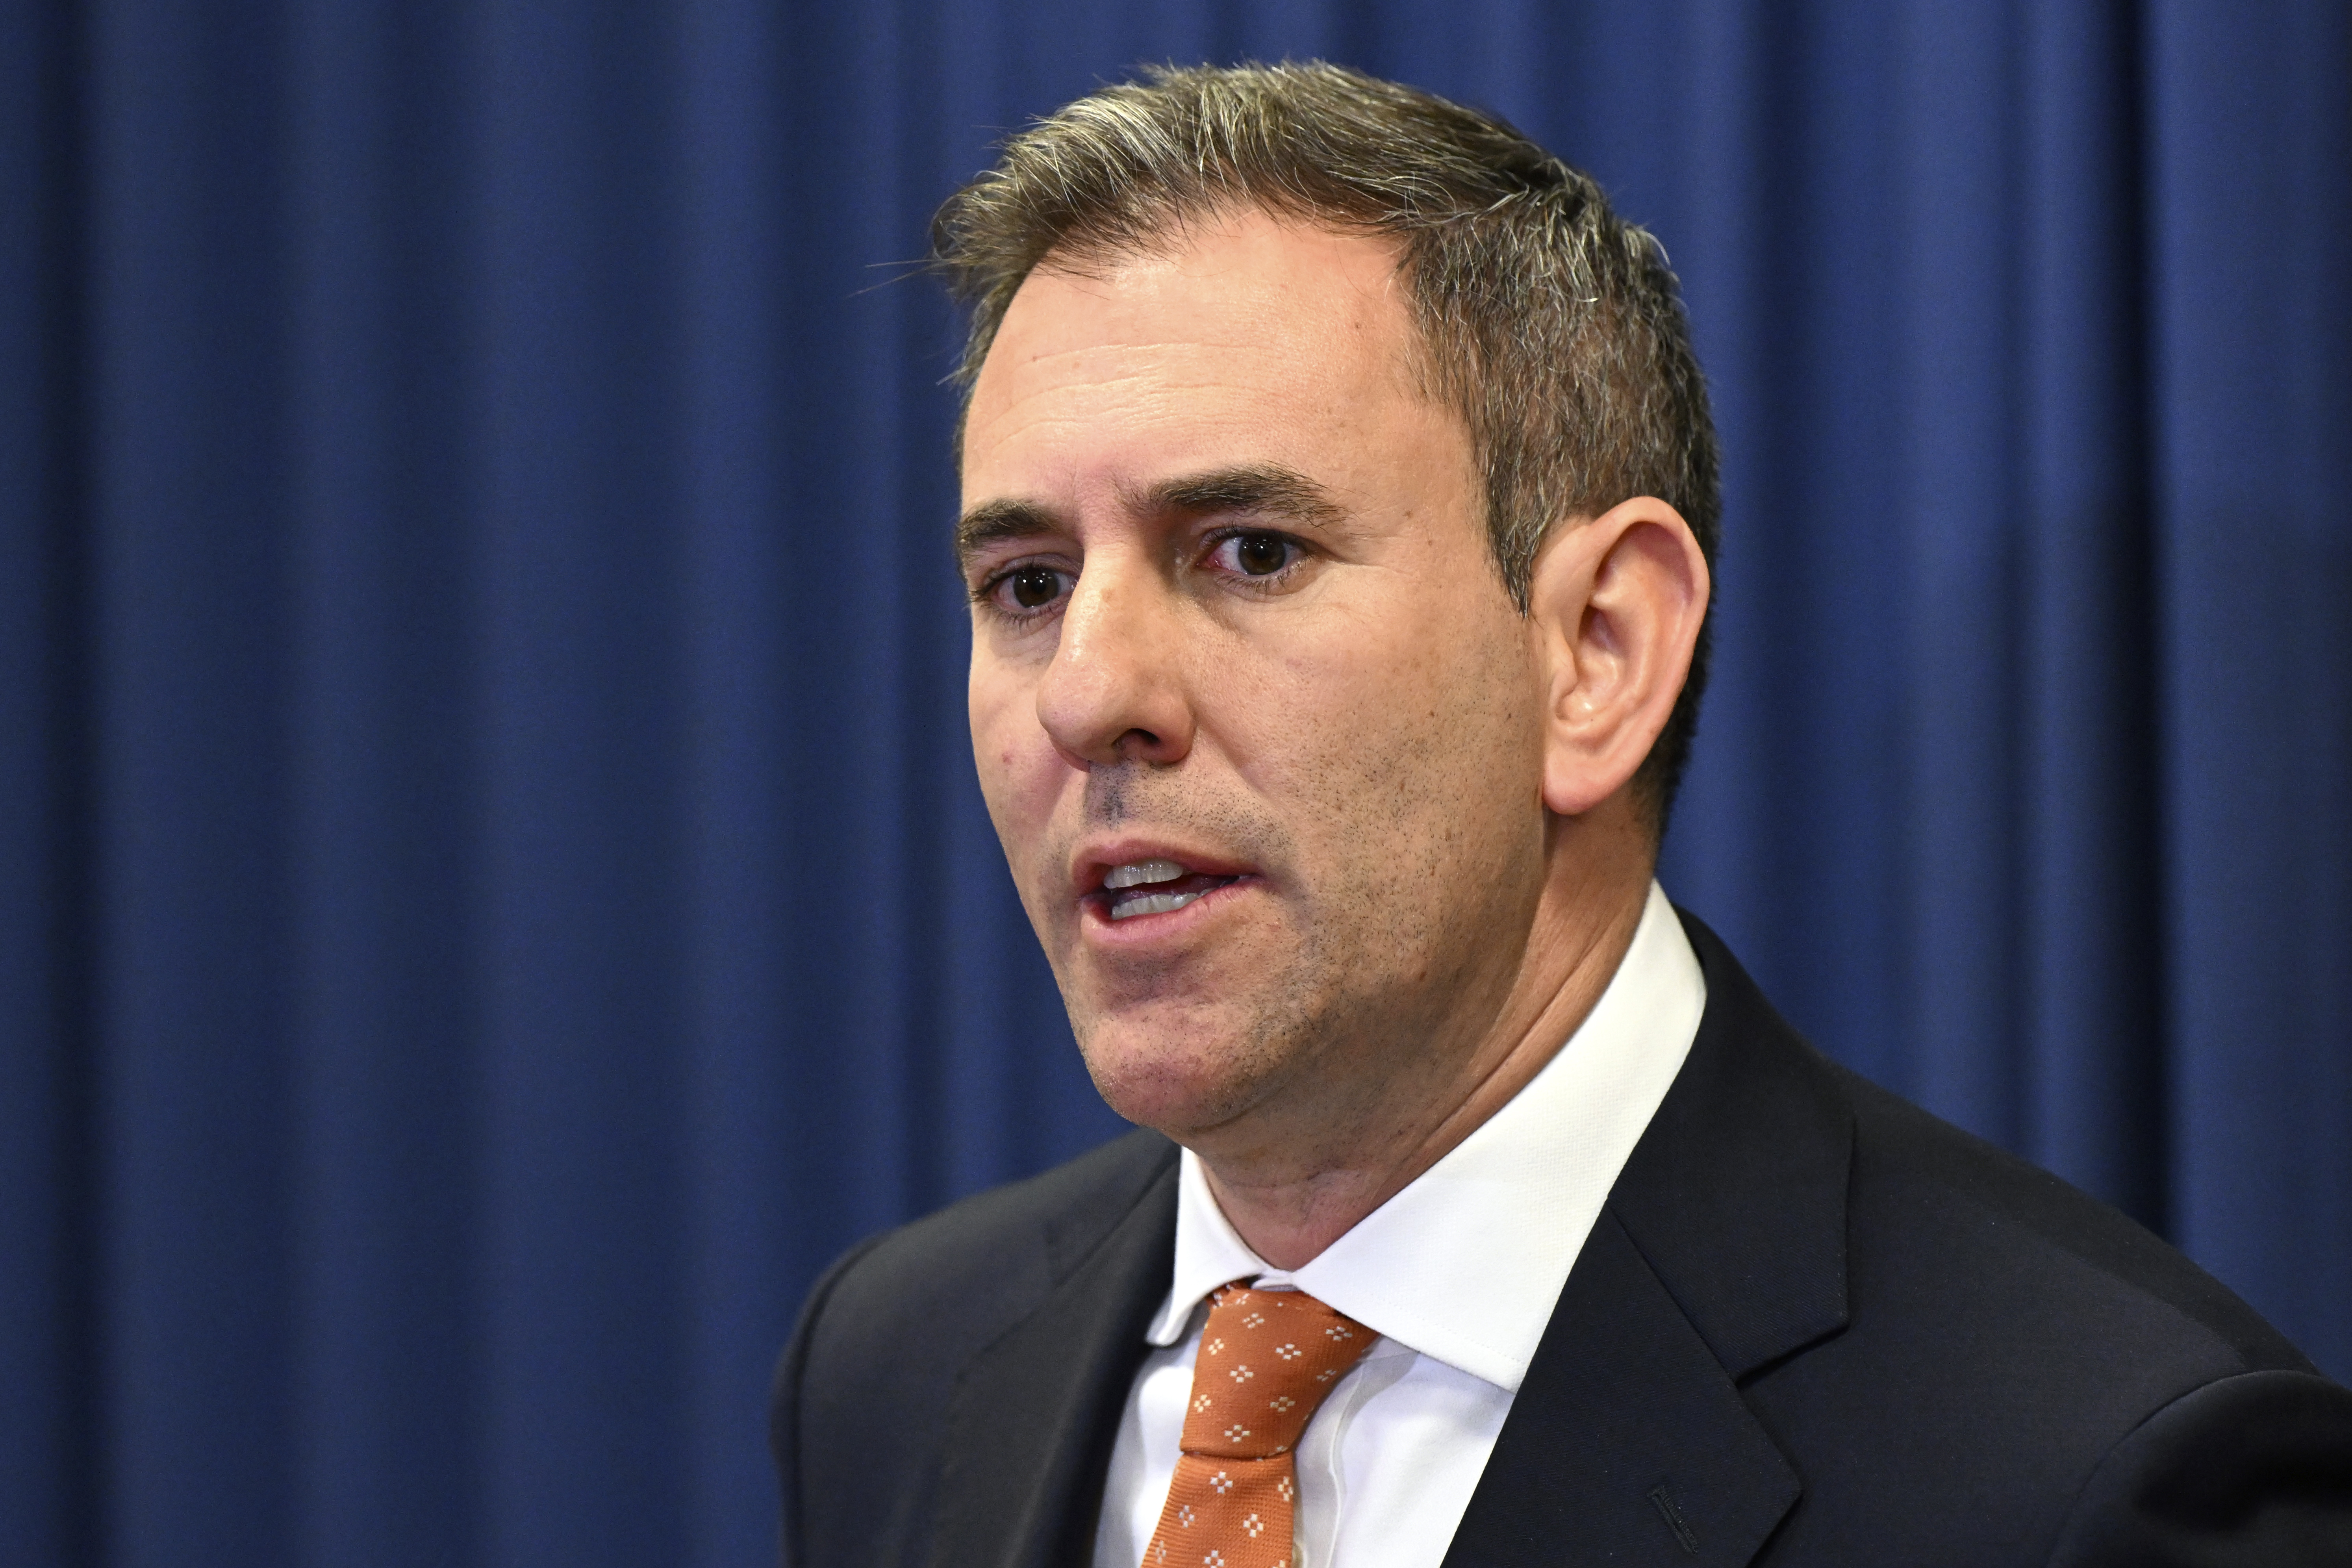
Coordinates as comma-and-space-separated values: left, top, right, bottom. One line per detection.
1147, 880, 1706, 1393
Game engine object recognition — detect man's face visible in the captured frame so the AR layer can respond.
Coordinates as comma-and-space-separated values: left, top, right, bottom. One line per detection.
959, 210, 1556, 1150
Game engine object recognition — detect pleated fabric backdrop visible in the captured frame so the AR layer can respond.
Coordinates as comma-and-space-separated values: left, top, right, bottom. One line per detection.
2, 2, 2346, 1564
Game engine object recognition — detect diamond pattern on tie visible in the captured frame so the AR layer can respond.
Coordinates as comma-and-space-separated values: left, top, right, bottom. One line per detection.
1139, 1283, 1377, 1568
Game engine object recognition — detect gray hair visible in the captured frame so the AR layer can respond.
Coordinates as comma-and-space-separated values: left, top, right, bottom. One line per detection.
931, 61, 1720, 830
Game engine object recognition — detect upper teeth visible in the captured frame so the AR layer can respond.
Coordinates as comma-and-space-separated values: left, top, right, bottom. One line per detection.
1105, 859, 1186, 890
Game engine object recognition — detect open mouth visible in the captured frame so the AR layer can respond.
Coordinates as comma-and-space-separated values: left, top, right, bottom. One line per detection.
1095, 858, 1244, 922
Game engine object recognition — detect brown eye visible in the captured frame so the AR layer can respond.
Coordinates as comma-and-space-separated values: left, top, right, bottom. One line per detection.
1233, 534, 1290, 575
1008, 567, 1062, 608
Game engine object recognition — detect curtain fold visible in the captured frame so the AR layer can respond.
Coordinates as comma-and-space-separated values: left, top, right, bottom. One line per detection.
3, 3, 2345, 1564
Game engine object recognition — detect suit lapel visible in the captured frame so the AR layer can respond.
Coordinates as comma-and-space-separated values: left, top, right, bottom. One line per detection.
1444, 914, 1852, 1566
1442, 1210, 1802, 1565
1606, 916, 1852, 1380
934, 1153, 1179, 1568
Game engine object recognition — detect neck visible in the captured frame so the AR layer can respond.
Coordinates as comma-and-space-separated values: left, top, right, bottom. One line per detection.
1195, 814, 1655, 1270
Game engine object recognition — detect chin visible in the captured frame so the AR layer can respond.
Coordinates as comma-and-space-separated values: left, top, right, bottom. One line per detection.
1074, 1005, 1291, 1137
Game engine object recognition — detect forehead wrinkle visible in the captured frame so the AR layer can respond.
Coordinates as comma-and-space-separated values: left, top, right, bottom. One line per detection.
978, 348, 1327, 434
966, 353, 1267, 473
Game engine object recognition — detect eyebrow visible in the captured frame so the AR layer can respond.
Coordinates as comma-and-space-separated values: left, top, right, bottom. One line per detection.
1139, 464, 1347, 532
954, 498, 1058, 561
954, 463, 1346, 565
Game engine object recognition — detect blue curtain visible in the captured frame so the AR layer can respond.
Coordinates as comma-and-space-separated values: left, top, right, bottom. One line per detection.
4, 3, 2345, 1564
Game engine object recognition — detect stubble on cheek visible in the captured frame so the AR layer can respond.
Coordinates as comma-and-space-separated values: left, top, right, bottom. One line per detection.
1058, 693, 1530, 1144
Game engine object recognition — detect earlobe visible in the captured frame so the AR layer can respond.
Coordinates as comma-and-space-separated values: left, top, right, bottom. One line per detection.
1531, 497, 1709, 818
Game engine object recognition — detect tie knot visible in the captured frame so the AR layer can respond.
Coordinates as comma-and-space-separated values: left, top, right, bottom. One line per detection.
1178, 1283, 1376, 1460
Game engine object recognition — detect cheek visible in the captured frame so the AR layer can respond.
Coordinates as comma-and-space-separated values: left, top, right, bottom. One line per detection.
1262, 593, 1520, 756
969, 664, 1068, 858
1238, 601, 1538, 859
968, 669, 1031, 802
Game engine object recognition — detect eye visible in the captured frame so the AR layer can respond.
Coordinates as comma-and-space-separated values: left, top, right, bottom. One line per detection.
1008, 566, 1063, 608
981, 562, 1071, 616
1214, 532, 1299, 578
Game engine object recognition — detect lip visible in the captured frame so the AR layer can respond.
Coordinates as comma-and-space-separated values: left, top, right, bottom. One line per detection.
1069, 836, 1262, 939
1070, 837, 1259, 897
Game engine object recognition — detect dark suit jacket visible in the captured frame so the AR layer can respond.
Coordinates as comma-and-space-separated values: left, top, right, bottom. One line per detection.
774, 916, 2352, 1566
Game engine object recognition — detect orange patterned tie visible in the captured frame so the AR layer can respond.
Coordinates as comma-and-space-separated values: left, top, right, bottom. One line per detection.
1141, 1282, 1377, 1568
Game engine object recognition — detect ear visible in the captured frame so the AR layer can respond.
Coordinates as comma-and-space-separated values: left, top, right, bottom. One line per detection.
1528, 496, 1711, 818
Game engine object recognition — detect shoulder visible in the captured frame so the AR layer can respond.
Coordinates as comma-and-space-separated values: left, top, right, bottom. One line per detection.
1762, 1050, 2351, 1561
1831, 1062, 2310, 1376
1669, 910, 2308, 1389
771, 1129, 1177, 1565
1815, 1072, 2352, 1563
1664, 913, 2352, 1562
792, 1126, 1177, 1379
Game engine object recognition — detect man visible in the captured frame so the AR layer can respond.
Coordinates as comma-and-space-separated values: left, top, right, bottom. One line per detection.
774, 63, 2352, 1567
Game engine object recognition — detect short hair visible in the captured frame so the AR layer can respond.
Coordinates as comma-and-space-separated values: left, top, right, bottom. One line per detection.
931, 61, 1720, 831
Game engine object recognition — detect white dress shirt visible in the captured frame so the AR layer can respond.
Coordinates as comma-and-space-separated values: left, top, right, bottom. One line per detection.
1092, 881, 1707, 1568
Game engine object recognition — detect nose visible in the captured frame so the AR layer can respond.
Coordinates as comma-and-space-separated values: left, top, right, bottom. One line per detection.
1034, 549, 1197, 769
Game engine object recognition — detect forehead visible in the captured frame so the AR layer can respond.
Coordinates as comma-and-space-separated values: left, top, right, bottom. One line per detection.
960, 212, 1437, 499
